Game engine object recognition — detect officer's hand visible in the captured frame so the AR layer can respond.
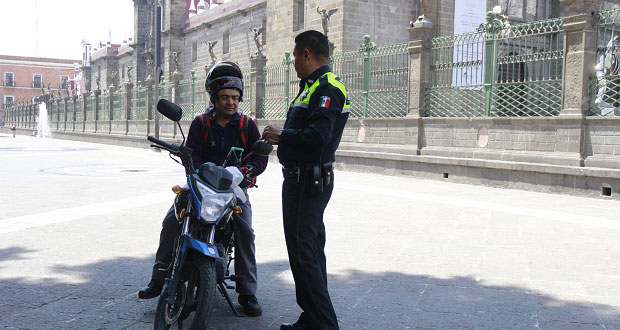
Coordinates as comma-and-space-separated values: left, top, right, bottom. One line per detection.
261, 125, 281, 145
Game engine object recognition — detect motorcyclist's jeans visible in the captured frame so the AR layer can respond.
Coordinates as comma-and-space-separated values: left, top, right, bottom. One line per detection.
152, 195, 258, 295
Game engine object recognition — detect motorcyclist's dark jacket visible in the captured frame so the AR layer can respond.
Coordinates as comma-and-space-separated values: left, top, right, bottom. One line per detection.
186, 107, 267, 174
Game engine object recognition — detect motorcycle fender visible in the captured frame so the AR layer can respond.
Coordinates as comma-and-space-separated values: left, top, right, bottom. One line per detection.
186, 236, 219, 258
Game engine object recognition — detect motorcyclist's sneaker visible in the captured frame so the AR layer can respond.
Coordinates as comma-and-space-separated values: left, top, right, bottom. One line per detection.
138, 280, 163, 299
238, 294, 262, 316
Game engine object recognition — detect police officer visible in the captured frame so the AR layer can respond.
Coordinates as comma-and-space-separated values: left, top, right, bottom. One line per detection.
262, 30, 350, 330
138, 61, 267, 317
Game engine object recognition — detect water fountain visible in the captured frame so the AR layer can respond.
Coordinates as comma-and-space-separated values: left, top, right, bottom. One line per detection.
36, 103, 51, 138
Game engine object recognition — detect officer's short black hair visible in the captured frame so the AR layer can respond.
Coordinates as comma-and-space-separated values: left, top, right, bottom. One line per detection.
294, 30, 329, 59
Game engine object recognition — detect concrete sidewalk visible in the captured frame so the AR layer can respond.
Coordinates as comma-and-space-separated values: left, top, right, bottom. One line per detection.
1, 134, 619, 330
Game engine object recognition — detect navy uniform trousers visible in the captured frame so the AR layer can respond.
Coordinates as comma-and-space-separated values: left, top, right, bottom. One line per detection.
151, 191, 258, 295
282, 171, 339, 330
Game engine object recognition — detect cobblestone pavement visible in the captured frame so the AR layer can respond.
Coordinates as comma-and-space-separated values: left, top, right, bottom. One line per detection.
1, 134, 620, 330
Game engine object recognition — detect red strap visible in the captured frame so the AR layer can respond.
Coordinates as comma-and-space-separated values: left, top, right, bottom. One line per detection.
199, 113, 211, 143
239, 114, 248, 149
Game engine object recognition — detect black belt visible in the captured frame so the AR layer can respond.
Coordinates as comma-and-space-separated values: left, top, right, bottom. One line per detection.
281, 161, 315, 180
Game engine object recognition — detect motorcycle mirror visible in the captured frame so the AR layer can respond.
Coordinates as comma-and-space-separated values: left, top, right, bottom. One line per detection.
157, 99, 183, 122
252, 140, 273, 156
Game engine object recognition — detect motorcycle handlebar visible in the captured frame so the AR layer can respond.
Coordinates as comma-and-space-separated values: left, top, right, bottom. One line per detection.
148, 135, 179, 152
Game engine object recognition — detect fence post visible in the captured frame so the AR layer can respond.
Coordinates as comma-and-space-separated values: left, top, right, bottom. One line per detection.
94, 89, 100, 133
407, 20, 434, 118
250, 53, 268, 118
558, 1, 599, 165
125, 81, 134, 135
108, 85, 115, 134
82, 92, 88, 132
145, 80, 153, 136
191, 70, 196, 114
360, 35, 376, 118
283, 52, 291, 107
171, 73, 183, 139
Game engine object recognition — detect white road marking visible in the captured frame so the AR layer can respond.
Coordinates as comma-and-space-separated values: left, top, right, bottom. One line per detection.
0, 192, 171, 234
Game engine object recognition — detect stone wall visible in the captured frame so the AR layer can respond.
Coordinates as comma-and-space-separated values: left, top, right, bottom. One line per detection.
341, 0, 414, 50
184, 1, 267, 75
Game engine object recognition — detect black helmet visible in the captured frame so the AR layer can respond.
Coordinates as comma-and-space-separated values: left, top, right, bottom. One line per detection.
206, 61, 244, 104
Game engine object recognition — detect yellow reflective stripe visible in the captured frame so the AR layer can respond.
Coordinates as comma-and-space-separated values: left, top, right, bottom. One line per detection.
293, 72, 350, 109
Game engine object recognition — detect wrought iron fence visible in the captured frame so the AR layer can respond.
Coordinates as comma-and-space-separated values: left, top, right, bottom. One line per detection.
260, 53, 292, 119
590, 8, 620, 116
261, 37, 410, 119
426, 16, 564, 117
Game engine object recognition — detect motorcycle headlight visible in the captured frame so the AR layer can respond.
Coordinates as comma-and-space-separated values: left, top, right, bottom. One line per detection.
195, 181, 233, 223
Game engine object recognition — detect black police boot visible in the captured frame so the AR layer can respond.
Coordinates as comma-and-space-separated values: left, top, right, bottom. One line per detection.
280, 321, 317, 330
138, 280, 163, 299
238, 294, 262, 317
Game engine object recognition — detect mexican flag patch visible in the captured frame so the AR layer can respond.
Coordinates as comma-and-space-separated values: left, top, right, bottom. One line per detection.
320, 96, 331, 108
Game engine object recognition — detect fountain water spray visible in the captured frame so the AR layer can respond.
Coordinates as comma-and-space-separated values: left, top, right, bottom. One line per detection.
36, 103, 51, 138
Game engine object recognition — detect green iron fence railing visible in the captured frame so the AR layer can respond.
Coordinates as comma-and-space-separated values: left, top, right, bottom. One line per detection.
426, 16, 564, 117
590, 8, 620, 116
261, 37, 410, 119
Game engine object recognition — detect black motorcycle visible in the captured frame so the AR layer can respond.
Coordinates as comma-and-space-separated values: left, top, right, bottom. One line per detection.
147, 99, 272, 329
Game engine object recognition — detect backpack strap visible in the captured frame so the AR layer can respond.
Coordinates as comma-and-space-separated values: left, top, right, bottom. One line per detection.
239, 114, 249, 150
199, 113, 212, 143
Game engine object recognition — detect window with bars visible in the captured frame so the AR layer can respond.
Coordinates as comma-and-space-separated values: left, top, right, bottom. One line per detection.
293, 0, 305, 31
60, 75, 69, 89
33, 74, 42, 88
4, 96, 14, 108
192, 40, 198, 62
223, 31, 230, 55
4, 72, 14, 87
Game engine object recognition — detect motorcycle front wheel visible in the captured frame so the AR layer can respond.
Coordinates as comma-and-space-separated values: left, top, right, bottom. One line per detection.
154, 252, 216, 330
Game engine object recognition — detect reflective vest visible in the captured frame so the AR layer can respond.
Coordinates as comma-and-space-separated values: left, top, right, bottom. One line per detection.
291, 71, 350, 112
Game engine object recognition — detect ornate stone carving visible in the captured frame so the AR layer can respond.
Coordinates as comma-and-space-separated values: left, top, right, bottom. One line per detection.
251, 27, 264, 55
206, 40, 218, 64
317, 7, 338, 36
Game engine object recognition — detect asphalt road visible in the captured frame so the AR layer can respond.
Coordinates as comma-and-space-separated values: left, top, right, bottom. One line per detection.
1, 134, 620, 330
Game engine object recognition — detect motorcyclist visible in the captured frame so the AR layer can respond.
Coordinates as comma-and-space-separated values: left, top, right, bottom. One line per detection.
138, 61, 267, 317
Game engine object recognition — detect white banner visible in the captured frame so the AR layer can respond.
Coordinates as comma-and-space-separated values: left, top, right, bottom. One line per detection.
453, 0, 487, 86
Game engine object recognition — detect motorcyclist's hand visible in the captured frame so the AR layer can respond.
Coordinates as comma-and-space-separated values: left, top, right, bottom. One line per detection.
240, 165, 257, 188
240, 165, 256, 176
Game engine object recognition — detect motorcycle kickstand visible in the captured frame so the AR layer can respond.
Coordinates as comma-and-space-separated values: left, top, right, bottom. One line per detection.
217, 281, 242, 317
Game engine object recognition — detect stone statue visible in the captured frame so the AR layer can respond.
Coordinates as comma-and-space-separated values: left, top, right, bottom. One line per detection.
46, 83, 51, 95
317, 7, 338, 35
251, 27, 264, 54
172, 51, 182, 72
111, 71, 118, 86
127, 66, 133, 83
206, 40, 218, 64
95, 74, 101, 90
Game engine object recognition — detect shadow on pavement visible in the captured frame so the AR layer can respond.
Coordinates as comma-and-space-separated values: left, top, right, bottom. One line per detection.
0, 249, 618, 330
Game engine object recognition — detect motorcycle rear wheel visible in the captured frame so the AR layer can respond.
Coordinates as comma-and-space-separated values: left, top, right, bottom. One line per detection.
154, 253, 216, 329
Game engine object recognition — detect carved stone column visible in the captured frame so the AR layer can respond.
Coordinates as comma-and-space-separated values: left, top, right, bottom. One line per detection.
94, 90, 101, 133
249, 54, 267, 119
124, 81, 134, 135
144, 78, 154, 136
407, 19, 434, 154
108, 85, 115, 134
558, 0, 599, 166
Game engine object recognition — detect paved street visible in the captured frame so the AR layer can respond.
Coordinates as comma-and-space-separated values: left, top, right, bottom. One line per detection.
1, 133, 620, 330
